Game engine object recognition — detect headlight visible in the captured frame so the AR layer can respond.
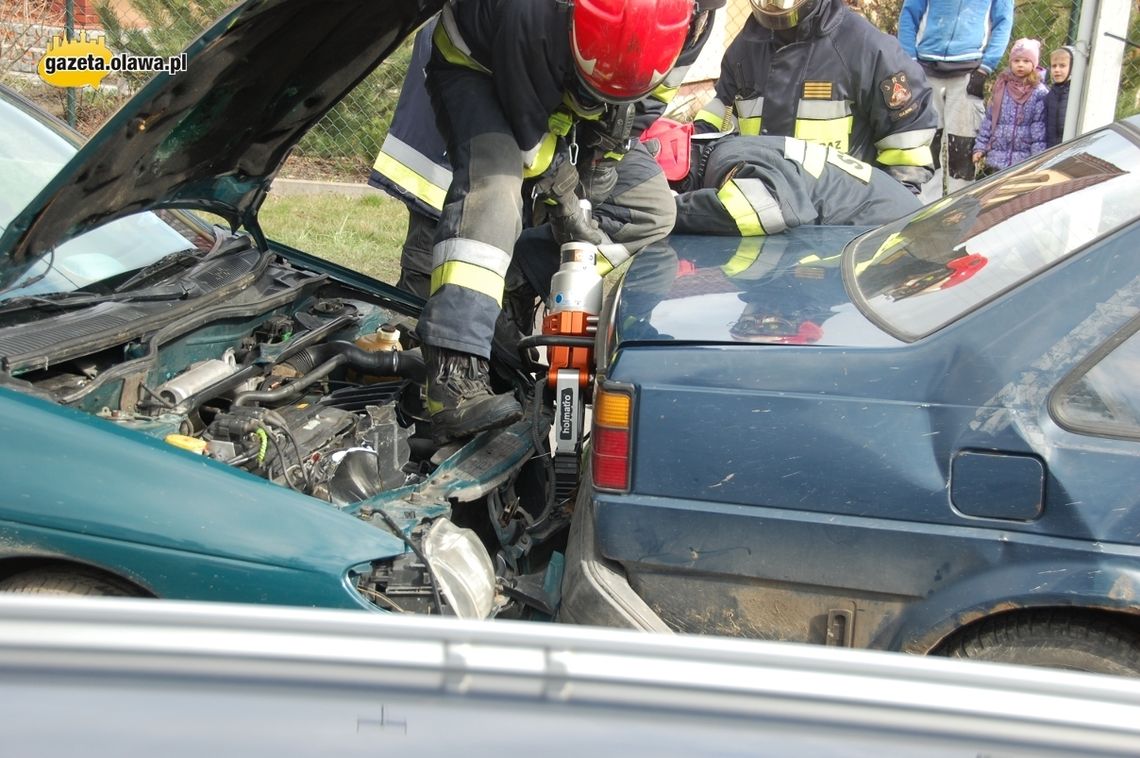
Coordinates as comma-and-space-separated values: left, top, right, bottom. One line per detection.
422, 517, 496, 620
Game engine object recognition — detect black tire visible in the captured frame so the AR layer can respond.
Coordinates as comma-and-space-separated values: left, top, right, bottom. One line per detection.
0, 568, 142, 597
941, 610, 1140, 677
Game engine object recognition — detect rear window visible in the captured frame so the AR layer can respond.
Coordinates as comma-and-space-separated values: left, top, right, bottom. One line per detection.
846, 128, 1140, 341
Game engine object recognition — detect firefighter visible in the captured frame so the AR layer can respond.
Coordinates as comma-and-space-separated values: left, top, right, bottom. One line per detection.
370, 3, 722, 300
413, 0, 694, 444
691, 0, 938, 193
657, 122, 923, 235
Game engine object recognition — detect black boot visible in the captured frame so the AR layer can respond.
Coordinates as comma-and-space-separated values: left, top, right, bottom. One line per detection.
425, 346, 523, 444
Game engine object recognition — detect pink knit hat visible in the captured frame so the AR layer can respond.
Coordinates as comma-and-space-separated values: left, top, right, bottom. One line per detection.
1009, 38, 1041, 68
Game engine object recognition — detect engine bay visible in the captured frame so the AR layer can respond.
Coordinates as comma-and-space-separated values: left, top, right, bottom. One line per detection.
0, 235, 564, 618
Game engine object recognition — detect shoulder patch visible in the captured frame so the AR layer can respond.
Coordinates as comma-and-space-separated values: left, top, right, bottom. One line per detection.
880, 72, 911, 110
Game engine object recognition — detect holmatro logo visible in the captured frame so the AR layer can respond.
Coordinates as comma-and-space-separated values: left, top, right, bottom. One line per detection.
38, 32, 187, 89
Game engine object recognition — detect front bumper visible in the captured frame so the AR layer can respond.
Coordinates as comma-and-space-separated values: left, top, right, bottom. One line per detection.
557, 484, 672, 632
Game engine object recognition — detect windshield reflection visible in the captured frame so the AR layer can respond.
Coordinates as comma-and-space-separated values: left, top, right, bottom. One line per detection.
848, 129, 1140, 341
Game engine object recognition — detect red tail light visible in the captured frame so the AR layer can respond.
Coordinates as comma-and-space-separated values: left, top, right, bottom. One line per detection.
592, 384, 633, 492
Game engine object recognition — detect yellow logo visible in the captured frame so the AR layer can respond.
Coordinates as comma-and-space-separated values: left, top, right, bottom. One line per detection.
38, 32, 113, 89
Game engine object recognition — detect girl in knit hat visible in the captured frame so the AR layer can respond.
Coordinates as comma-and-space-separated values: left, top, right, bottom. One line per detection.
972, 38, 1048, 176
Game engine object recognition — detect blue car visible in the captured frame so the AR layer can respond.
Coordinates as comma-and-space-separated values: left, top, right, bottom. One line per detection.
561, 119, 1140, 676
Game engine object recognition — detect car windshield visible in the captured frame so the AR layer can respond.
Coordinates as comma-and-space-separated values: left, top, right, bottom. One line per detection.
0, 92, 213, 300
847, 127, 1140, 341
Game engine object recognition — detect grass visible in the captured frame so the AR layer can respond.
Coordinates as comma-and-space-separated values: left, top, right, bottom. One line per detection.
259, 192, 409, 284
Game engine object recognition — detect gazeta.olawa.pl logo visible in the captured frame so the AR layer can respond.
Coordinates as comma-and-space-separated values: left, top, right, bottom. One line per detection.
38, 32, 187, 88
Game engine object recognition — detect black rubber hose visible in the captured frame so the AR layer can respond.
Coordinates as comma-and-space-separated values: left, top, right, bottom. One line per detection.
517, 334, 594, 350
282, 340, 426, 384
232, 355, 346, 407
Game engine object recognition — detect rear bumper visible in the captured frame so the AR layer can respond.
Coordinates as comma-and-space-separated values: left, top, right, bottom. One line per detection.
557, 486, 672, 633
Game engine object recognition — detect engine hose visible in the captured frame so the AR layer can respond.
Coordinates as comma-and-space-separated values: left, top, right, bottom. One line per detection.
516, 334, 594, 350
282, 340, 426, 384
232, 355, 346, 407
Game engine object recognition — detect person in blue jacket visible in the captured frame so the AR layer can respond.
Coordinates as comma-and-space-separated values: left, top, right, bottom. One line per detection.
897, 0, 1013, 201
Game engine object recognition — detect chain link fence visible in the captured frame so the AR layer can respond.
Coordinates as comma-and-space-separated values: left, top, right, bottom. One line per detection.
2, 0, 1137, 182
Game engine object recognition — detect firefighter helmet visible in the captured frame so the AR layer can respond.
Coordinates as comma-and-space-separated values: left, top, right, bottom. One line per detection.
748, 0, 818, 30
570, 0, 695, 103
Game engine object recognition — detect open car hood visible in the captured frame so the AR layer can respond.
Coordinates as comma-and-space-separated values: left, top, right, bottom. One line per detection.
0, 0, 440, 288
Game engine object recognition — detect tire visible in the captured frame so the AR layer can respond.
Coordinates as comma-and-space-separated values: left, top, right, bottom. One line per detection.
940, 610, 1140, 677
0, 568, 142, 597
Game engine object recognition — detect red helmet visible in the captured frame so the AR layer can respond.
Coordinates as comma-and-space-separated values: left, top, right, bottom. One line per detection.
571, 0, 695, 104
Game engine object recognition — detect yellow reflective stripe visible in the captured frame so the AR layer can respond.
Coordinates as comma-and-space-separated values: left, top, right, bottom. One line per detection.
695, 109, 725, 130
739, 117, 762, 136
794, 116, 852, 151
372, 151, 447, 211
596, 242, 629, 276
877, 145, 935, 167
650, 84, 678, 104
721, 239, 763, 276
430, 260, 504, 305
523, 132, 558, 178
431, 15, 490, 73
716, 181, 765, 236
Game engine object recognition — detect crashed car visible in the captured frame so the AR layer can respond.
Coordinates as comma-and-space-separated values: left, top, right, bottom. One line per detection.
0, 0, 564, 619
561, 118, 1140, 675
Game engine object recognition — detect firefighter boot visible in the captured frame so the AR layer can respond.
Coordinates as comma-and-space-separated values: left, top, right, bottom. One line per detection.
424, 346, 523, 444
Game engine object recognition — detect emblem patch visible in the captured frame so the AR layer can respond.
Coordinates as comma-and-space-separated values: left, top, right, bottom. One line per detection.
880, 72, 912, 109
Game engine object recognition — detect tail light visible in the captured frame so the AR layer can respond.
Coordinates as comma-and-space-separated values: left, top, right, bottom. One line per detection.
592, 383, 634, 492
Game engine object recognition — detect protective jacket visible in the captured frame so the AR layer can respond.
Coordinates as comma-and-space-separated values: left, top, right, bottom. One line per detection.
897, 0, 1013, 74
415, 0, 685, 358
693, 0, 937, 190
672, 135, 921, 236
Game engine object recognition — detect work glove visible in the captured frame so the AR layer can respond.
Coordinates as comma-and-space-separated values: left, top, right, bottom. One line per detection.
966, 68, 988, 99
532, 146, 580, 207
580, 159, 619, 203
550, 201, 604, 245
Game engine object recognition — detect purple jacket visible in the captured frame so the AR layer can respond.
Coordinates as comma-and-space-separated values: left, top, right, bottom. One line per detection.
974, 83, 1048, 170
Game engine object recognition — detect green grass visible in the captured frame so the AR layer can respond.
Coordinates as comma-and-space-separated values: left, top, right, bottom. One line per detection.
259, 192, 409, 284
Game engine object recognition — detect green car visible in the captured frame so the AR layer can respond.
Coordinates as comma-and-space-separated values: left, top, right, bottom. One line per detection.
0, 0, 560, 619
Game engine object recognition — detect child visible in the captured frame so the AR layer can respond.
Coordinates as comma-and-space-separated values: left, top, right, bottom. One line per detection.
1045, 46, 1075, 147
972, 38, 1048, 176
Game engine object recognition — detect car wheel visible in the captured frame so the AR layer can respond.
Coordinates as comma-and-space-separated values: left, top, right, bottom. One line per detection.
940, 610, 1140, 676
0, 568, 142, 597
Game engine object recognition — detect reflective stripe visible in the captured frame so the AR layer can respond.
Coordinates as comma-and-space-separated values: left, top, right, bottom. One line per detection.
430, 260, 505, 305
794, 116, 852, 151
796, 99, 850, 119
716, 178, 784, 237
784, 137, 827, 178
650, 84, 679, 104
720, 238, 764, 276
734, 178, 786, 235
663, 64, 690, 89
735, 96, 763, 118
877, 144, 935, 167
523, 132, 558, 177
825, 147, 872, 183
595, 242, 631, 275
739, 117, 762, 136
876, 128, 936, 150
434, 4, 490, 73
373, 135, 451, 211
432, 237, 512, 277
724, 241, 788, 280
695, 98, 728, 130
